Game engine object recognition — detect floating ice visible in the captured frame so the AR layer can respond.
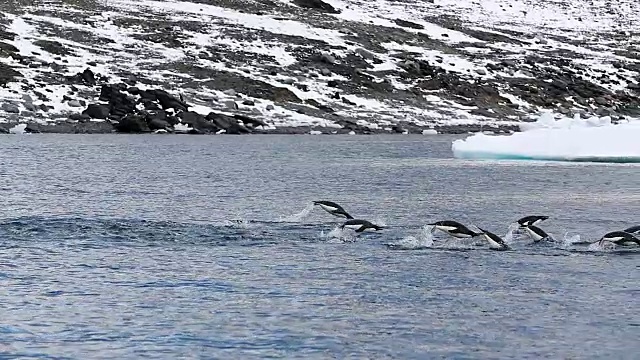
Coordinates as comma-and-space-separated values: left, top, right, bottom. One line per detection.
452, 113, 640, 163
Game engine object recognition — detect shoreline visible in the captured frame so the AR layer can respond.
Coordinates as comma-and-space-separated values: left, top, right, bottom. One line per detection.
0, 120, 520, 135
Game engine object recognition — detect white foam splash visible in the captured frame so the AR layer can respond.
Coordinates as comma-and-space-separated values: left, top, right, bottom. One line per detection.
323, 225, 357, 243
503, 223, 520, 244
372, 216, 388, 228
9, 123, 27, 134
390, 225, 434, 249
224, 217, 251, 229
587, 241, 615, 252
277, 203, 314, 222
562, 232, 582, 245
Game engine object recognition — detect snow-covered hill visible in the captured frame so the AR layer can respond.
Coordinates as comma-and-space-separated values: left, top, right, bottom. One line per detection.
0, 0, 639, 134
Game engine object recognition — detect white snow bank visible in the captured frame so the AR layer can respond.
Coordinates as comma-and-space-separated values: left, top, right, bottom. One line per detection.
452, 113, 640, 163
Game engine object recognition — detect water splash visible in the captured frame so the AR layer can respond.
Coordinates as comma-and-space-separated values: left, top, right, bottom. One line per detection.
323, 225, 357, 243
562, 232, 582, 246
372, 216, 388, 228
587, 241, 615, 252
503, 223, 520, 244
387, 225, 434, 249
224, 217, 251, 229
9, 123, 27, 134
278, 203, 314, 222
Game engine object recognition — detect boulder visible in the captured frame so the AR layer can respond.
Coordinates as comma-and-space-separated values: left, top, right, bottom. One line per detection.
206, 112, 249, 134
178, 111, 219, 133
114, 114, 150, 133
83, 104, 110, 119
293, 0, 340, 13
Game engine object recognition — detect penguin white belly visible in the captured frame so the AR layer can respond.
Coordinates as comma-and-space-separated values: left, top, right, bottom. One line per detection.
435, 225, 458, 232
604, 236, 624, 242
524, 227, 544, 242
450, 232, 472, 238
483, 234, 502, 249
319, 204, 339, 212
618, 240, 638, 246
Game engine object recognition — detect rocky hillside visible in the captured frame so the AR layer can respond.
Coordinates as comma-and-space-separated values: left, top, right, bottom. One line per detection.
0, 0, 639, 134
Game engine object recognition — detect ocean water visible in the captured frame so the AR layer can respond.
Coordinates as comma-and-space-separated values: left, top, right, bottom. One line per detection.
0, 134, 638, 359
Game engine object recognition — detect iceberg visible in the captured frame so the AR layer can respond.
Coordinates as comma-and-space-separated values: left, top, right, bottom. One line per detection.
451, 113, 640, 163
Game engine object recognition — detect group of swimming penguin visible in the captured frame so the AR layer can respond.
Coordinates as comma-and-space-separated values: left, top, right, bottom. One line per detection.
313, 201, 640, 251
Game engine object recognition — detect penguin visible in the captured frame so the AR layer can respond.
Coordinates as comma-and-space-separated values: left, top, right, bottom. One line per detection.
517, 215, 549, 227
476, 227, 510, 251
428, 220, 482, 239
598, 231, 640, 247
623, 225, 640, 235
313, 201, 354, 219
341, 219, 383, 233
522, 225, 551, 243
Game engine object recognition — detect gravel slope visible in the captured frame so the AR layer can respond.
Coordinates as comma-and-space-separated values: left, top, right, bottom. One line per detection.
0, 0, 639, 134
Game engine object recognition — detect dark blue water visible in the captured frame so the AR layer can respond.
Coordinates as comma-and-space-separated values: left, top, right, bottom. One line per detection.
1, 134, 638, 359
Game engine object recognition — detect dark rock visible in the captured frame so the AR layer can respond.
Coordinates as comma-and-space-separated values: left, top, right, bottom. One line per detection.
594, 97, 609, 105
80, 68, 96, 85
342, 97, 357, 106
470, 108, 497, 118
319, 52, 336, 65
152, 89, 190, 112
234, 114, 267, 127
166, 115, 180, 126
138, 90, 157, 102
552, 79, 568, 89
0, 41, 19, 58
200, 71, 301, 104
293, 0, 340, 13
69, 113, 91, 122
294, 83, 309, 92
0, 63, 21, 86
392, 124, 406, 133
242, 99, 255, 106
98, 84, 136, 118
114, 114, 150, 133
146, 109, 166, 122
206, 112, 249, 134
33, 40, 73, 56
141, 99, 161, 110
127, 86, 140, 95
327, 80, 339, 87
305, 99, 334, 113
394, 19, 424, 30
148, 118, 171, 131
83, 104, 110, 119
23, 120, 114, 134
178, 111, 219, 133
2, 103, 19, 113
